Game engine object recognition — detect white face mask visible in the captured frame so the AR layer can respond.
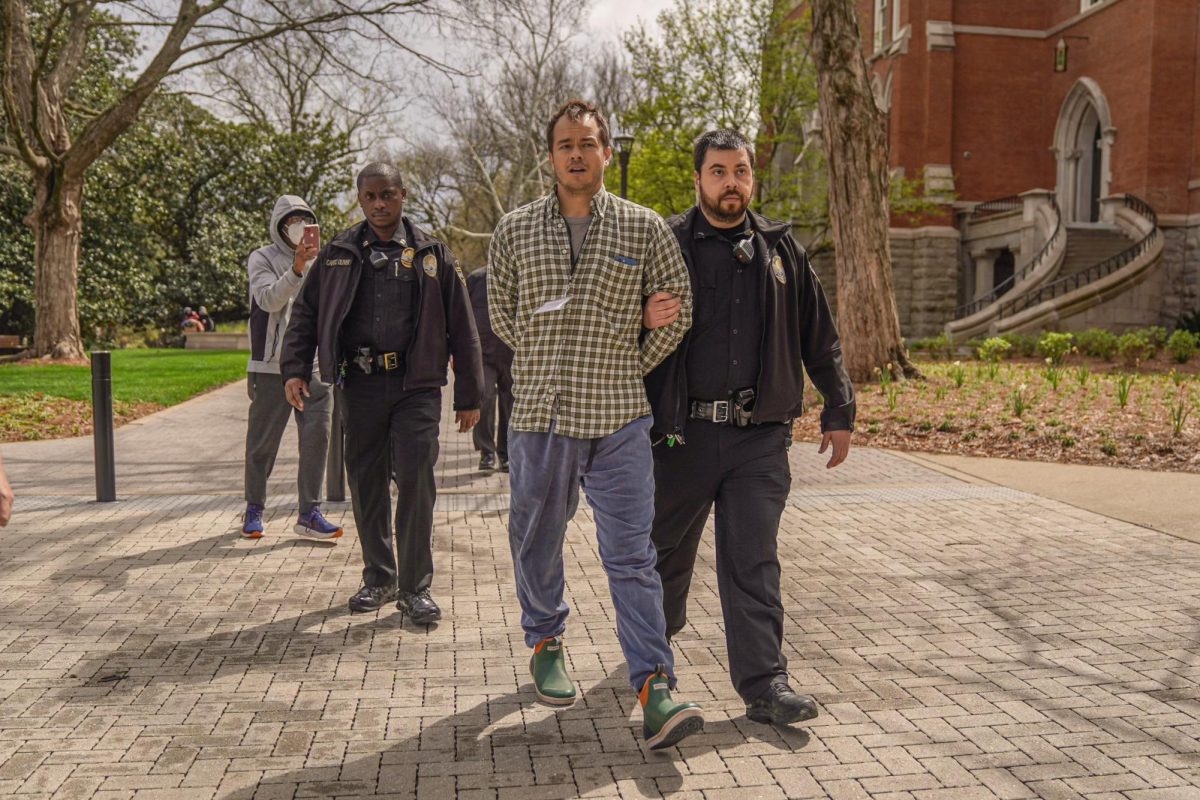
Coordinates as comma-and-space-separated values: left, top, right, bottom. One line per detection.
285, 221, 306, 247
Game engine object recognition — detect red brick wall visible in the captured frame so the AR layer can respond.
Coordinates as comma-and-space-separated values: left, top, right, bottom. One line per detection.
857, 0, 1197, 216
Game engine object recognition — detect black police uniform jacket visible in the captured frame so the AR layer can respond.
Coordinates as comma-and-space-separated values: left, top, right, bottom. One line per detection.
644, 207, 855, 442
280, 219, 484, 412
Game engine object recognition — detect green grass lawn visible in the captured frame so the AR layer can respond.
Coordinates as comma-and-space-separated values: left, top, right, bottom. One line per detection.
0, 349, 249, 406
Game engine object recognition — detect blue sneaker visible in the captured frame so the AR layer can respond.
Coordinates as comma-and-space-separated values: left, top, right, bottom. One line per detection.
294, 505, 343, 541
242, 503, 264, 539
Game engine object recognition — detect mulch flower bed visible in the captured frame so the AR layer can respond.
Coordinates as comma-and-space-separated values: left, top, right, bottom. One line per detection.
794, 355, 1200, 473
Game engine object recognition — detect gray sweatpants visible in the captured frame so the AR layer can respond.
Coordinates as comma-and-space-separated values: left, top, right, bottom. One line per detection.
243, 372, 332, 512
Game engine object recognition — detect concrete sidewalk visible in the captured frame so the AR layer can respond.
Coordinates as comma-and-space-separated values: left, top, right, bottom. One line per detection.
895, 451, 1200, 545
1, 380, 1198, 799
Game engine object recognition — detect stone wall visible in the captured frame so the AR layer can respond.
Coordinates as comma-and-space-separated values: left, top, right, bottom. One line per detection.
890, 227, 961, 338
1066, 260, 1169, 334
1157, 222, 1200, 326
804, 227, 961, 340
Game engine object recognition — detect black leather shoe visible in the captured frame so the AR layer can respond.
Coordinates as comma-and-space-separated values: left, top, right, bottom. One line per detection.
497, 456, 509, 473
348, 584, 398, 613
399, 588, 442, 624
746, 681, 819, 726
479, 453, 496, 472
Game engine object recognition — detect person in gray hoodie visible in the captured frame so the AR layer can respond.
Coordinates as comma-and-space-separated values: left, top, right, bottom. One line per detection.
242, 195, 342, 541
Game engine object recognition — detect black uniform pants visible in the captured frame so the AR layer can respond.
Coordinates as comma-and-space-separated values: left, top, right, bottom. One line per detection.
651, 420, 792, 702
473, 359, 513, 459
342, 370, 441, 593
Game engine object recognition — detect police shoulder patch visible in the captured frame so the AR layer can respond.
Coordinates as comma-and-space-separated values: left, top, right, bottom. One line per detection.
327, 257, 352, 267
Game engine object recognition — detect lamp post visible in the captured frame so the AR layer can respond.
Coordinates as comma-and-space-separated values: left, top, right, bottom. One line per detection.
613, 132, 634, 199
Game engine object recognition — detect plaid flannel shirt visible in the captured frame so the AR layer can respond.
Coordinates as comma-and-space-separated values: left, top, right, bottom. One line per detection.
488, 187, 692, 439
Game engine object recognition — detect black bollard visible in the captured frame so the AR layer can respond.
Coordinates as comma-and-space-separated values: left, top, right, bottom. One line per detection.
325, 386, 346, 501
91, 351, 116, 502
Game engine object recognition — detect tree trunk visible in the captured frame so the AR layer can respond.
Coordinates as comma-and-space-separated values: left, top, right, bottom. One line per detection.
810, 0, 915, 382
27, 167, 87, 361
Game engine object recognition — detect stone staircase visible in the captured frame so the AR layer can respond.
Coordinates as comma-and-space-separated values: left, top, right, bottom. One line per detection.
1057, 227, 1134, 280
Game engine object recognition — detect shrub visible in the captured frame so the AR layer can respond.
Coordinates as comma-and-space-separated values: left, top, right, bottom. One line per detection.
977, 337, 1012, 363
1139, 326, 1169, 349
1166, 329, 1198, 364
1037, 331, 1074, 365
1117, 332, 1155, 367
1000, 333, 1039, 358
910, 332, 953, 360
1075, 328, 1119, 360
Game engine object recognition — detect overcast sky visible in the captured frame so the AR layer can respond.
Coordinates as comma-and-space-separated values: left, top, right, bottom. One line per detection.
587, 0, 675, 41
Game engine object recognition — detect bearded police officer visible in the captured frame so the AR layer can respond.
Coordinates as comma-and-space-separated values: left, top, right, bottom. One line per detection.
280, 162, 483, 621
643, 129, 855, 726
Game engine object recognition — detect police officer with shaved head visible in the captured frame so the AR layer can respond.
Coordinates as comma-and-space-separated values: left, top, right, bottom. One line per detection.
280, 162, 483, 621
643, 129, 855, 727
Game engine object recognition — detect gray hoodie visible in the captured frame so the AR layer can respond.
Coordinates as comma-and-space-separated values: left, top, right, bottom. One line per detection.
247, 195, 316, 374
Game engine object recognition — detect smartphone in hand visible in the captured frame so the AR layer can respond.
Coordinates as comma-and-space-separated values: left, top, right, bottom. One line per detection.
301, 224, 320, 251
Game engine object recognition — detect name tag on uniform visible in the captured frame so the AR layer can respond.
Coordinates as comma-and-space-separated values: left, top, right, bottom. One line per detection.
327, 257, 352, 267
612, 255, 638, 267
534, 296, 570, 314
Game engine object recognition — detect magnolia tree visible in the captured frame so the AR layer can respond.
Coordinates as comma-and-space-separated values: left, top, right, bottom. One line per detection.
1, 0, 444, 359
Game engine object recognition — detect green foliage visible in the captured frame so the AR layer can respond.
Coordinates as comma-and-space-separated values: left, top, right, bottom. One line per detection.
1166, 329, 1198, 364
999, 333, 1038, 358
1074, 328, 1119, 360
1036, 331, 1074, 365
1115, 373, 1135, 409
977, 337, 1011, 377
1140, 325, 1169, 349
1043, 360, 1063, 392
620, 0, 821, 225
1117, 332, 1155, 367
0, 349, 249, 406
1010, 384, 1030, 417
949, 361, 966, 388
0, 161, 35, 334
1169, 387, 1192, 436
1, 94, 351, 341
910, 332, 953, 360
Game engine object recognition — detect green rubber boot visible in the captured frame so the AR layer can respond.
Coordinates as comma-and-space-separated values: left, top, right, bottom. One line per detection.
530, 637, 576, 706
639, 664, 704, 750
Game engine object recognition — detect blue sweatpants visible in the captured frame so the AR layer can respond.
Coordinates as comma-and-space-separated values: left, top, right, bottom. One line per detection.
507, 416, 674, 691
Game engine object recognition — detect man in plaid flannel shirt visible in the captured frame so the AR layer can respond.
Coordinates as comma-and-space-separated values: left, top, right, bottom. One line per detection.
488, 99, 705, 750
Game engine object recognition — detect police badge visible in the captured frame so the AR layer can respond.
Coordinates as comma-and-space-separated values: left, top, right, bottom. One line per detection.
422, 252, 437, 277
401, 247, 415, 269
771, 254, 786, 284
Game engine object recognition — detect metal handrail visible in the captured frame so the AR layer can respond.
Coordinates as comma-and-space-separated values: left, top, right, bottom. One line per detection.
998, 194, 1159, 318
971, 195, 1022, 219
953, 197, 1061, 319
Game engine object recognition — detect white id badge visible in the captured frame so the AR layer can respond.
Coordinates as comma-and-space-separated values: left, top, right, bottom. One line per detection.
534, 296, 570, 314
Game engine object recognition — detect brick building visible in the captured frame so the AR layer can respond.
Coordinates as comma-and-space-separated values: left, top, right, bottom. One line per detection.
840, 0, 1199, 338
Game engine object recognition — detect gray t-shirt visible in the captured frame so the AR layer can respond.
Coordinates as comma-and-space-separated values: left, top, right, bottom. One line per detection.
564, 215, 592, 263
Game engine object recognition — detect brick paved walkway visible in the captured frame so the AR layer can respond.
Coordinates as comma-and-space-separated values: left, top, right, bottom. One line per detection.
2, 381, 1199, 799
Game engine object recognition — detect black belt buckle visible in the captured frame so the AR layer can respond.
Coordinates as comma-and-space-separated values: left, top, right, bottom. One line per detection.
709, 400, 730, 424
382, 352, 398, 370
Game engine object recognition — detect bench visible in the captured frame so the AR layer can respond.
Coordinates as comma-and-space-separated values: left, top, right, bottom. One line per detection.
183, 332, 250, 350
0, 334, 26, 354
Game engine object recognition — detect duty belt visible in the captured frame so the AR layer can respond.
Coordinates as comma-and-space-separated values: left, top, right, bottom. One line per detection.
689, 387, 756, 427
689, 399, 732, 424
349, 347, 402, 374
